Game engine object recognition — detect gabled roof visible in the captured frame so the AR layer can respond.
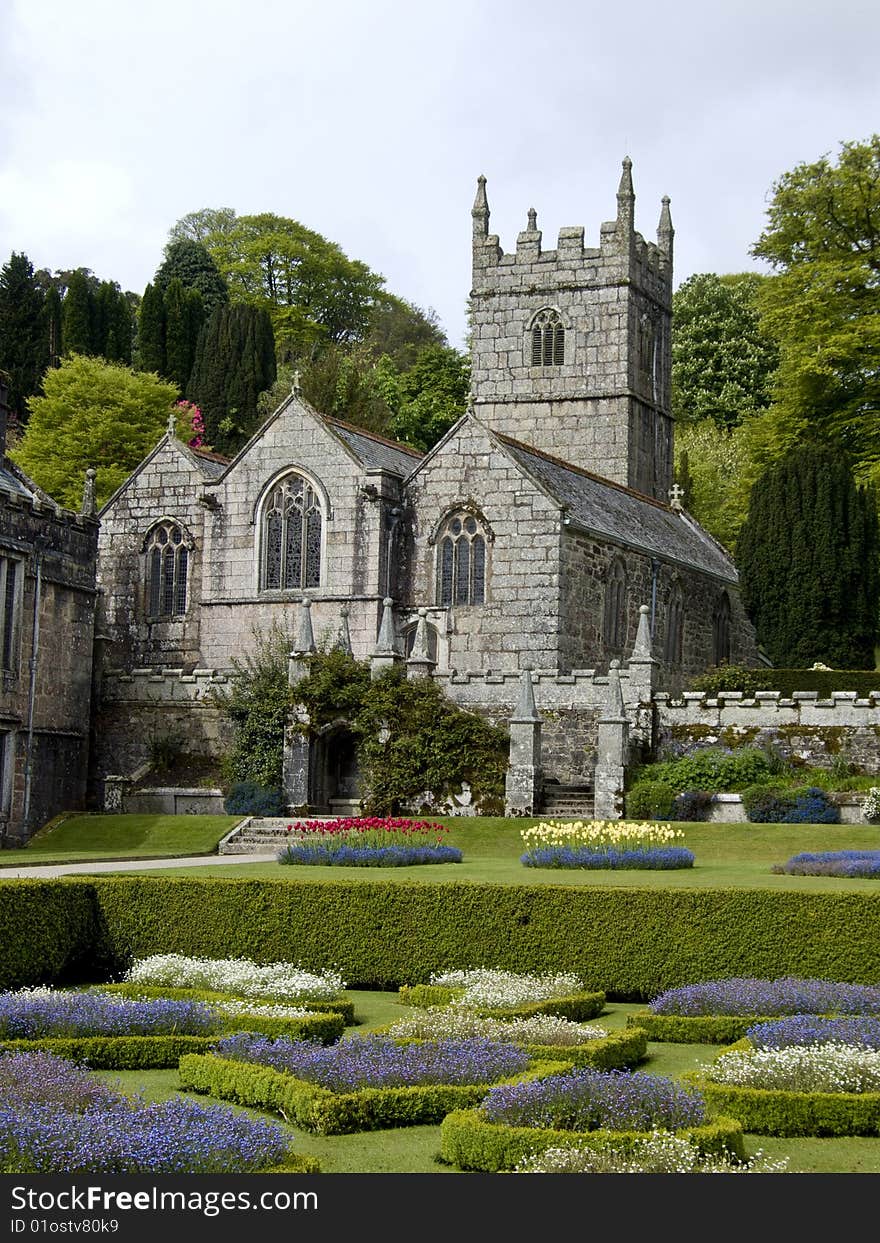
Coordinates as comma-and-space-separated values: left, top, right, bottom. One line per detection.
497, 434, 738, 583
98, 435, 221, 516
322, 417, 421, 477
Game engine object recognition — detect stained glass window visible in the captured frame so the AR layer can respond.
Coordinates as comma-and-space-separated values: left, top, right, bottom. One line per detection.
145, 522, 189, 619
437, 513, 489, 606
261, 473, 323, 591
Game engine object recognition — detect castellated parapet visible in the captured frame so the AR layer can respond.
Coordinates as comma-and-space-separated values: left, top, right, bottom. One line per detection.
470, 160, 674, 500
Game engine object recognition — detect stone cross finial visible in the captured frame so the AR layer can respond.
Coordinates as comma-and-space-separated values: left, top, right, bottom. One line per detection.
527, 207, 538, 231
291, 370, 302, 397
669, 483, 685, 512
81, 468, 97, 517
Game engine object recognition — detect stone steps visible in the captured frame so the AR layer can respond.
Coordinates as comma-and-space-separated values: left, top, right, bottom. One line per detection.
220, 816, 342, 854
540, 786, 595, 819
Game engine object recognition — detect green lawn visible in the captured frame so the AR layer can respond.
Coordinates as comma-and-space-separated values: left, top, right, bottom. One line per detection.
0, 814, 242, 867
91, 988, 880, 1174
105, 817, 880, 892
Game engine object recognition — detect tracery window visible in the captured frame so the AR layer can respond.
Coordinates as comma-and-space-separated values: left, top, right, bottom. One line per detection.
436, 513, 488, 606
665, 581, 684, 665
603, 557, 628, 650
530, 308, 565, 367
261, 473, 323, 591
145, 522, 189, 619
0, 557, 20, 673
712, 592, 732, 666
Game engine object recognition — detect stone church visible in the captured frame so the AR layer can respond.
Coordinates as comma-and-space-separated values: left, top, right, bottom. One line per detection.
93, 160, 758, 816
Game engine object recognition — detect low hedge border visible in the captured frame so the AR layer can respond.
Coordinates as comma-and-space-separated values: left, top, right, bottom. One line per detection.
626, 1011, 793, 1044
438, 1108, 745, 1172
94, 982, 355, 1029
0, 1034, 219, 1069
683, 1069, 880, 1137
372, 1026, 647, 1070
178, 1053, 570, 1136
396, 985, 607, 1021
258, 1155, 321, 1175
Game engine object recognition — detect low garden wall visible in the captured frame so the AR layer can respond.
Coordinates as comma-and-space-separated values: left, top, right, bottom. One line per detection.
2, 878, 880, 998
706, 793, 867, 824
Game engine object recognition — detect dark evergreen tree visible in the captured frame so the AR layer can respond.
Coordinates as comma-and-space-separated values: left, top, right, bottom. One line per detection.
163, 279, 204, 392
154, 239, 228, 318
43, 284, 62, 369
138, 283, 166, 376
94, 281, 133, 363
188, 303, 276, 454
62, 270, 97, 356
737, 444, 880, 668
0, 252, 47, 422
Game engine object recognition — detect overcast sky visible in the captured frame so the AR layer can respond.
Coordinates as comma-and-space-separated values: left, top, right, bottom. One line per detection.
1, 0, 878, 349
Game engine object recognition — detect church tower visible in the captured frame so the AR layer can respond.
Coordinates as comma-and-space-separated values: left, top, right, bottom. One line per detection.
469, 159, 674, 500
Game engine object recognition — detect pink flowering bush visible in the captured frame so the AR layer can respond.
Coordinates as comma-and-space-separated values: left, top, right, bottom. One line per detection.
174, 400, 206, 449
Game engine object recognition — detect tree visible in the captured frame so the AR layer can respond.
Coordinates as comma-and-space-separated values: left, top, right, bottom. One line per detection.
671, 273, 779, 428
61, 270, 96, 357
364, 295, 447, 370
188, 303, 276, 454
44, 285, 62, 369
749, 136, 880, 474
673, 419, 755, 551
163, 279, 204, 392
13, 356, 179, 509
154, 239, 228, 318
387, 345, 471, 451
736, 444, 880, 668
94, 281, 133, 364
137, 283, 166, 376
0, 253, 47, 422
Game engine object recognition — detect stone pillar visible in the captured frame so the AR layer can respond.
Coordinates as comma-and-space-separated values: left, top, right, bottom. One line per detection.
627, 603, 658, 702
594, 659, 629, 820
504, 667, 543, 817
288, 598, 316, 688
370, 597, 403, 679
406, 608, 436, 680
336, 605, 353, 656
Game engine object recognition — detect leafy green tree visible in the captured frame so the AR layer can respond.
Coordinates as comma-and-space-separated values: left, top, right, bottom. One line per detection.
0, 252, 47, 422
13, 355, 179, 508
673, 418, 755, 551
163, 279, 204, 392
387, 345, 470, 451
188, 303, 276, 453
61, 270, 96, 357
154, 239, 228, 318
749, 136, 880, 473
737, 444, 880, 667
137, 283, 166, 376
364, 296, 447, 369
671, 272, 779, 428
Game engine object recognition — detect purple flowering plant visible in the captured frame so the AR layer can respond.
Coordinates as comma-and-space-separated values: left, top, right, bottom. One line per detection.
0, 991, 219, 1039
746, 1015, 880, 1050
650, 977, 880, 1017
772, 851, 880, 878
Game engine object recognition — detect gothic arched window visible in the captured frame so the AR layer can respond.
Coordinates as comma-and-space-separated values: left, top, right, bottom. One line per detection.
261, 473, 323, 591
436, 513, 488, 606
145, 521, 189, 619
713, 592, 732, 666
530, 308, 565, 367
603, 557, 627, 650
665, 581, 684, 665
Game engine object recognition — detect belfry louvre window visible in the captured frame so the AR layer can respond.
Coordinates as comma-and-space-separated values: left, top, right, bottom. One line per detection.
262, 474, 323, 591
437, 514, 487, 606
531, 309, 565, 366
146, 523, 188, 618
0, 557, 20, 672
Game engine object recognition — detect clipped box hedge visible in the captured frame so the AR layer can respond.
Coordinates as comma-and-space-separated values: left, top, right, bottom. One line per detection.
397, 984, 606, 1021
95, 982, 354, 1030
684, 1071, 880, 1137
376, 1027, 648, 1071
3, 878, 880, 997
625, 1012, 790, 1044
438, 1108, 745, 1172
178, 1052, 570, 1136
0, 1034, 219, 1069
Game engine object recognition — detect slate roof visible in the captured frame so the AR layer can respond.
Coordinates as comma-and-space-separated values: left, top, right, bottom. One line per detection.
189, 448, 229, 479
0, 464, 35, 500
324, 417, 422, 477
498, 434, 738, 584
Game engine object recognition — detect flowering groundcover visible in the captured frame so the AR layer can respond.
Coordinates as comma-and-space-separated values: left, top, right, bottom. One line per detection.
123, 955, 346, 1003
519, 819, 693, 870
179, 1033, 569, 1135
398, 969, 606, 1023
0, 1050, 315, 1174
277, 817, 462, 867
438, 1067, 744, 1171
772, 850, 880, 878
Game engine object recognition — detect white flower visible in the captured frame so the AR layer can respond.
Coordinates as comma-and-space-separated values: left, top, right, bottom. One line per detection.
429, 968, 584, 1010
707, 1044, 880, 1094
515, 1131, 788, 1174
387, 1006, 604, 1045
124, 955, 345, 1002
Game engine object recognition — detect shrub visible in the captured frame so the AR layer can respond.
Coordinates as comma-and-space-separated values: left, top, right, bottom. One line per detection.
689, 665, 768, 696
741, 785, 840, 823
671, 790, 714, 822
685, 1070, 880, 1137
0, 990, 217, 1038
212, 625, 293, 791
624, 781, 675, 820
863, 789, 880, 823
649, 977, 880, 1017
648, 747, 773, 792
747, 1016, 880, 1050
223, 781, 285, 817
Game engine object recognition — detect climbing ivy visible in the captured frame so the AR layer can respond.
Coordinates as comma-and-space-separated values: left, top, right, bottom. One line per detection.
212, 625, 293, 789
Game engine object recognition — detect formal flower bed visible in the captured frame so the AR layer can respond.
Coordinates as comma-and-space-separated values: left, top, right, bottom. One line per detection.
277, 816, 462, 867
514, 1131, 788, 1173
398, 968, 606, 1021
747, 1016, 880, 1049
438, 1067, 745, 1171
626, 976, 880, 1043
708, 1044, 880, 1093
0, 1050, 315, 1173
0, 989, 216, 1038
179, 1034, 562, 1135
772, 850, 880, 878
520, 820, 694, 870
123, 955, 346, 1003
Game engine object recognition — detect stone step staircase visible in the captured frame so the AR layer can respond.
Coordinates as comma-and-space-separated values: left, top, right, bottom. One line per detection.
219, 816, 341, 854
539, 785, 595, 820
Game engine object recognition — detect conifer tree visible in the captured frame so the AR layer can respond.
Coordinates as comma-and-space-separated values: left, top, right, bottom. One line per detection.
188, 303, 276, 453
62, 270, 97, 356
164, 279, 203, 392
737, 444, 880, 668
154, 239, 228, 318
43, 284, 62, 369
94, 281, 133, 363
138, 283, 166, 376
0, 252, 47, 422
